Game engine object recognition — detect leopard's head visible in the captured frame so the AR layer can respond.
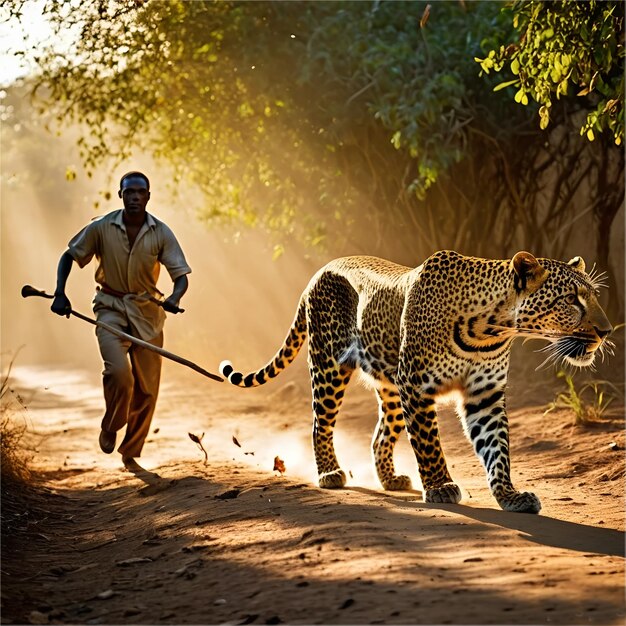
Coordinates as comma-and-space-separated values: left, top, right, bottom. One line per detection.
510, 251, 614, 368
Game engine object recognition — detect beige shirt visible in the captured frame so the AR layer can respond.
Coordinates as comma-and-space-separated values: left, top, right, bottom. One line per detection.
67, 210, 191, 340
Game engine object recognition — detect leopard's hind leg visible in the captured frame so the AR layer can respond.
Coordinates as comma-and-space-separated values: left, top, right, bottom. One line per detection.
310, 360, 354, 488
306, 271, 358, 489
372, 386, 412, 491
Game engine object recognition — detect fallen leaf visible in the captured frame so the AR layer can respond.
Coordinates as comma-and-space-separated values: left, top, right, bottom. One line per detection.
188, 432, 203, 444
188, 432, 208, 464
95, 590, 115, 600
232, 435, 242, 448
273, 456, 286, 475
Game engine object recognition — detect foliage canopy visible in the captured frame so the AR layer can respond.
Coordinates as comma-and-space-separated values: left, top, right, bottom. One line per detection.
476, 0, 625, 144
6, 1, 525, 247
3, 0, 624, 316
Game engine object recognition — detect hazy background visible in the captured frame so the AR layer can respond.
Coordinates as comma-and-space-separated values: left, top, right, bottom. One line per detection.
1, 0, 624, 391
1, 108, 624, 388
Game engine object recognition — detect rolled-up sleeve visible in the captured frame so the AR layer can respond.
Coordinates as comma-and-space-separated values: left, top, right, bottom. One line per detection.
67, 221, 100, 268
158, 224, 192, 280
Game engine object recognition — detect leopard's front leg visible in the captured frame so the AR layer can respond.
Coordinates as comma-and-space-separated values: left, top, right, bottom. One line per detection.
396, 379, 462, 504
462, 374, 541, 514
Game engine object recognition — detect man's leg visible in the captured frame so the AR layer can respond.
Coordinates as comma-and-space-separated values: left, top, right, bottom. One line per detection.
96, 309, 134, 450
118, 331, 163, 460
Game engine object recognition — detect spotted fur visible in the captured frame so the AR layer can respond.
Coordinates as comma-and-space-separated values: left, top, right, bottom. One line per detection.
220, 251, 613, 513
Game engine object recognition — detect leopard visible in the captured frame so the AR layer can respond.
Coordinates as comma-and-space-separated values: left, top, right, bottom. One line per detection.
220, 250, 613, 513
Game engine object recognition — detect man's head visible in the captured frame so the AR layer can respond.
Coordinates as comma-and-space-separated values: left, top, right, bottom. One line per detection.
118, 171, 151, 215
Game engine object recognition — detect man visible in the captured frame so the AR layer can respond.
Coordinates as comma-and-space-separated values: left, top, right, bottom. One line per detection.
51, 171, 191, 468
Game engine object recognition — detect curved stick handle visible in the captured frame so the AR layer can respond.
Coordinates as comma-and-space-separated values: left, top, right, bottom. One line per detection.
21, 285, 54, 300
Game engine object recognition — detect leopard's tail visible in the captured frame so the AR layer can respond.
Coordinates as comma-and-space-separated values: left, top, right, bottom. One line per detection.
219, 297, 307, 387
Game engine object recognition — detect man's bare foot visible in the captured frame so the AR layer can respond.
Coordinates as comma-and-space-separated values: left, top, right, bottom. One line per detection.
122, 456, 143, 473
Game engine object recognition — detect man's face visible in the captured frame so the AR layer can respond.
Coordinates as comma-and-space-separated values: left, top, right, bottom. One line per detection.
119, 176, 150, 214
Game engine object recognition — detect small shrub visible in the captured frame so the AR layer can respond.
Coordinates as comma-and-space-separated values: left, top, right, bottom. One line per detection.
0, 363, 32, 486
544, 371, 619, 426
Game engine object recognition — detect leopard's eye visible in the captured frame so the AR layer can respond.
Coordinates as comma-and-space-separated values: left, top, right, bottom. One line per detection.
565, 293, 577, 304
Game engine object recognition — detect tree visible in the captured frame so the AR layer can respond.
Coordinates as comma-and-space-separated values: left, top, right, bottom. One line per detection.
476, 0, 625, 144
10, 0, 522, 252
3, 0, 624, 320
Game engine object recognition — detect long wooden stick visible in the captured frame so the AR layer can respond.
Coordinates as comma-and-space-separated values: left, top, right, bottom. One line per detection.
21, 285, 223, 383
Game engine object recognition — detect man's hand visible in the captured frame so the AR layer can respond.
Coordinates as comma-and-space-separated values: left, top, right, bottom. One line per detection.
51, 293, 72, 318
162, 274, 188, 314
162, 296, 184, 314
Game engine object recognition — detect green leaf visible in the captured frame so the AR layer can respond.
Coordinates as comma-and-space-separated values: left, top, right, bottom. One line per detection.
493, 79, 519, 92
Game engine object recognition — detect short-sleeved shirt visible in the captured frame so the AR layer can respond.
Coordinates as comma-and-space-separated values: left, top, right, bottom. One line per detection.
67, 209, 191, 340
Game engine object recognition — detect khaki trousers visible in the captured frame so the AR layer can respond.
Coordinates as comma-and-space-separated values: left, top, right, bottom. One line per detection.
96, 308, 163, 459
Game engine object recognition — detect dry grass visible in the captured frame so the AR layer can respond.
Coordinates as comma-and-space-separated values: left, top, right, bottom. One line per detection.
1, 360, 39, 550
0, 362, 32, 500
0, 363, 32, 486
1, 412, 32, 485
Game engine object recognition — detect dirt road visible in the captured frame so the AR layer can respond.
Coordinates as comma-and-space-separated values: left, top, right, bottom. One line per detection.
2, 365, 624, 625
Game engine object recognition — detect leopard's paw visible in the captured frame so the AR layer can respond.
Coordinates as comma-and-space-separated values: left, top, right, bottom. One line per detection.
381, 474, 412, 491
318, 469, 347, 489
425, 482, 462, 504
497, 491, 541, 514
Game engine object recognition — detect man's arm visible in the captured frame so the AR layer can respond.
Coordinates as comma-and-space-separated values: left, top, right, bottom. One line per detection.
162, 274, 189, 314
51, 251, 75, 317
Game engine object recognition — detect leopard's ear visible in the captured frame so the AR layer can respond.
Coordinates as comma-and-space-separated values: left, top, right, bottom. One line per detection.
511, 251, 549, 294
567, 256, 586, 273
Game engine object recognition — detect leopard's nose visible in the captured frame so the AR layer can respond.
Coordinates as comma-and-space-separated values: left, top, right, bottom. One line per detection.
594, 325, 612, 339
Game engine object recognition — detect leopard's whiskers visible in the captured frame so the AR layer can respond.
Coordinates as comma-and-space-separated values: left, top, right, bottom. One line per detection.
486, 325, 589, 341
587, 264, 609, 291
534, 337, 584, 371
